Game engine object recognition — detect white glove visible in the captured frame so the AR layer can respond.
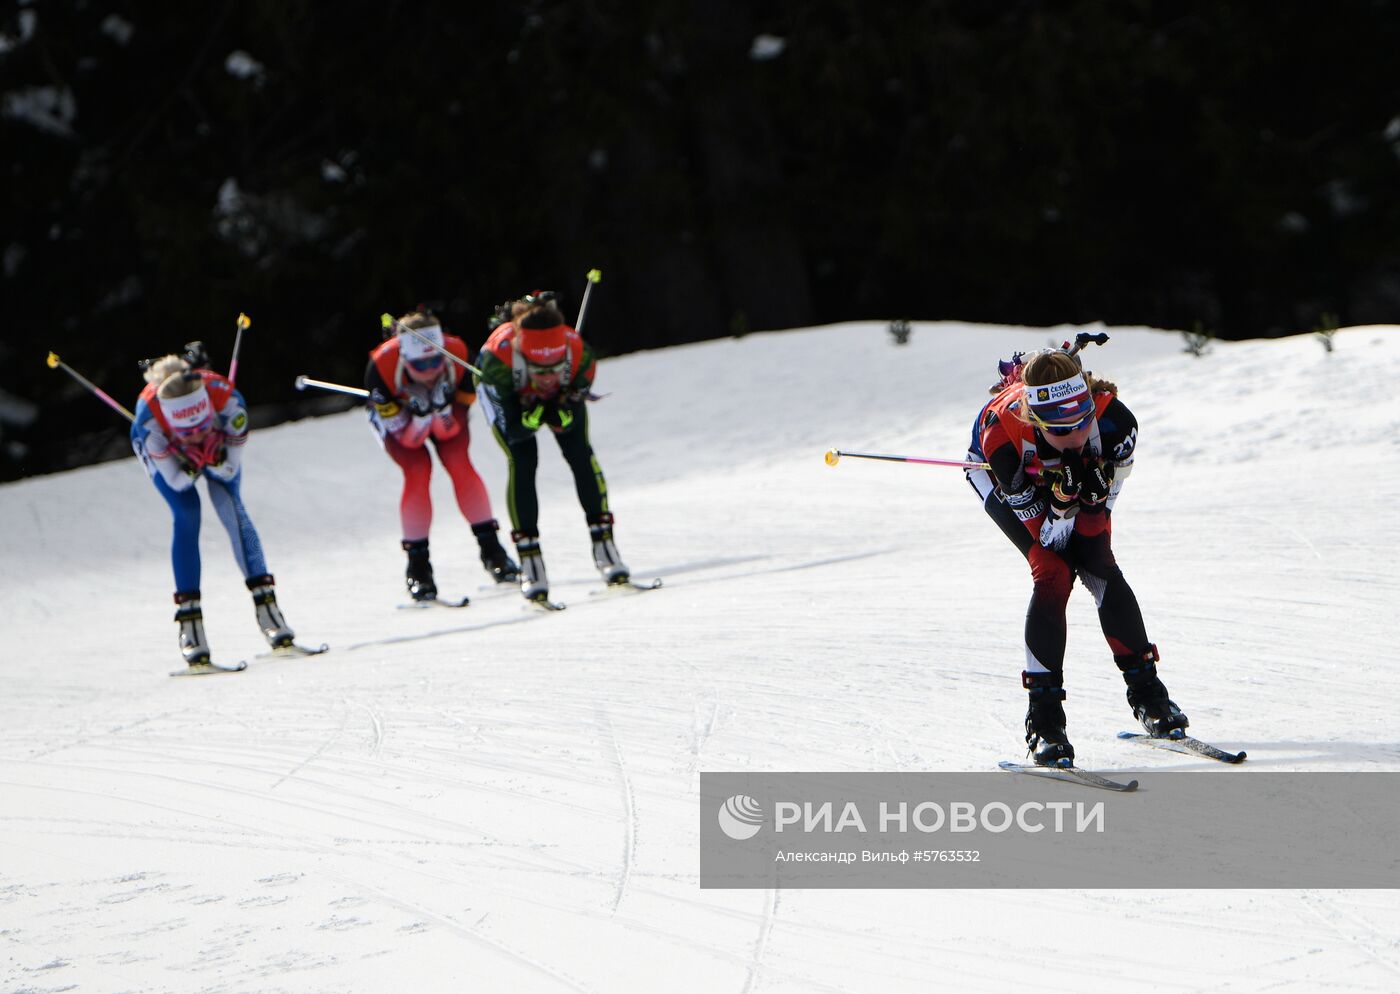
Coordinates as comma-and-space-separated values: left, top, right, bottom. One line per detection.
1039, 511, 1076, 550
204, 444, 242, 482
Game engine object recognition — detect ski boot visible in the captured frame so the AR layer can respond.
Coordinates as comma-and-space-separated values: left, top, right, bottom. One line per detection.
402, 538, 437, 601
1117, 645, 1189, 739
512, 531, 549, 602
1024, 671, 1075, 767
588, 512, 630, 585
247, 574, 295, 649
174, 590, 210, 665
473, 519, 520, 584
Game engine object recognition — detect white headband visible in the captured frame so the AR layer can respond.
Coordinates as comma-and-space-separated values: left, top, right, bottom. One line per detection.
1025, 373, 1089, 408
399, 323, 444, 361
159, 383, 212, 431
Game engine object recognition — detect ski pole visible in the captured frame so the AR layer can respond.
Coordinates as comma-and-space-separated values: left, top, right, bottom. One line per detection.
574, 268, 602, 336
294, 374, 369, 398
380, 314, 483, 377
46, 352, 136, 422
228, 312, 251, 385
824, 448, 990, 470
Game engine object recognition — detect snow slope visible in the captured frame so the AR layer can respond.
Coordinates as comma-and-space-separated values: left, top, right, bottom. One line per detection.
3, 321, 1399, 993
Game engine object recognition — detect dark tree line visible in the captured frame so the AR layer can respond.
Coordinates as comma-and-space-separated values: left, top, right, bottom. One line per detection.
3, 0, 1398, 480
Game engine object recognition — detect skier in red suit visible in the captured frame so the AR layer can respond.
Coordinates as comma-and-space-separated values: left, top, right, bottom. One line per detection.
966, 345, 1188, 767
365, 307, 517, 601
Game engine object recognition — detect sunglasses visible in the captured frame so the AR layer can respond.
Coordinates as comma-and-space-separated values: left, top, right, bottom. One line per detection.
406, 354, 444, 373
173, 419, 213, 439
1029, 407, 1095, 436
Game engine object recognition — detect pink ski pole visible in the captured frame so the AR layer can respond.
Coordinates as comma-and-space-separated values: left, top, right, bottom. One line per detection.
825, 448, 989, 470
47, 352, 136, 422
227, 312, 251, 385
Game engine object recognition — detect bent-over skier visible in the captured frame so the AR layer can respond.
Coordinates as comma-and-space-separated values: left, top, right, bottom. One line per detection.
473, 291, 630, 604
967, 346, 1188, 767
365, 307, 519, 601
131, 354, 297, 670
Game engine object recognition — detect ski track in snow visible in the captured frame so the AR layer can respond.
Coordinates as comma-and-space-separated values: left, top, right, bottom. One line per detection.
2, 322, 1399, 992
595, 703, 637, 915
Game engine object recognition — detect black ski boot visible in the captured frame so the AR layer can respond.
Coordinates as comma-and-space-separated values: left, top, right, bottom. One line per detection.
587, 512, 630, 585
246, 573, 295, 648
473, 519, 520, 584
174, 590, 210, 665
1024, 671, 1074, 767
512, 531, 549, 602
1116, 645, 1189, 739
402, 538, 437, 601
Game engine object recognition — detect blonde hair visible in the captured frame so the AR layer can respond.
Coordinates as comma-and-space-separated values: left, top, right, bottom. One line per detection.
158, 370, 202, 400
144, 355, 189, 386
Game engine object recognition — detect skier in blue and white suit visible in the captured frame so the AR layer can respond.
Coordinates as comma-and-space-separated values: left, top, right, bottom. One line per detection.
131, 353, 296, 670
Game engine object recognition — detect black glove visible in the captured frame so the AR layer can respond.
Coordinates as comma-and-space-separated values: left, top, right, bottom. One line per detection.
543, 399, 576, 431
1079, 456, 1114, 507
405, 386, 433, 417
1046, 450, 1083, 517
429, 377, 454, 411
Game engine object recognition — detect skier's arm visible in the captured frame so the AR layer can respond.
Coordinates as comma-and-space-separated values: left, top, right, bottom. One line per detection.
131, 407, 197, 492
980, 415, 1048, 541
474, 350, 530, 442
565, 341, 597, 398
1098, 398, 1137, 512
365, 359, 432, 446
204, 388, 249, 481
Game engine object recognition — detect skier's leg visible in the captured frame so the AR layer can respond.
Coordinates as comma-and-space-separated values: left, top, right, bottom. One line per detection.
551, 406, 628, 581
206, 474, 295, 645
384, 435, 434, 541
1071, 526, 1188, 737
1024, 544, 1073, 676
969, 470, 1067, 672
552, 404, 608, 522
489, 424, 539, 536
154, 476, 208, 663
433, 413, 493, 524
205, 473, 269, 579
972, 470, 1076, 762
490, 425, 546, 599
154, 474, 203, 592
434, 416, 518, 582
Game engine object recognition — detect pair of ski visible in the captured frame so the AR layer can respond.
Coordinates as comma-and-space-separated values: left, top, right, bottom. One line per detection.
530, 576, 665, 612
401, 577, 663, 613
169, 641, 330, 677
1000, 732, 1247, 792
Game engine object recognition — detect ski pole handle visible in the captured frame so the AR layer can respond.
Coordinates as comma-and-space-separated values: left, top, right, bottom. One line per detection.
46, 352, 137, 422
294, 374, 370, 398
1066, 331, 1110, 358
574, 268, 602, 336
825, 448, 990, 470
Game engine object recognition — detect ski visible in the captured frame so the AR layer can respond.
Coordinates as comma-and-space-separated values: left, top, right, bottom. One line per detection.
170, 659, 248, 677
255, 642, 330, 660
1116, 731, 1247, 764
998, 760, 1139, 792
525, 595, 567, 612
589, 577, 664, 597
397, 595, 471, 610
